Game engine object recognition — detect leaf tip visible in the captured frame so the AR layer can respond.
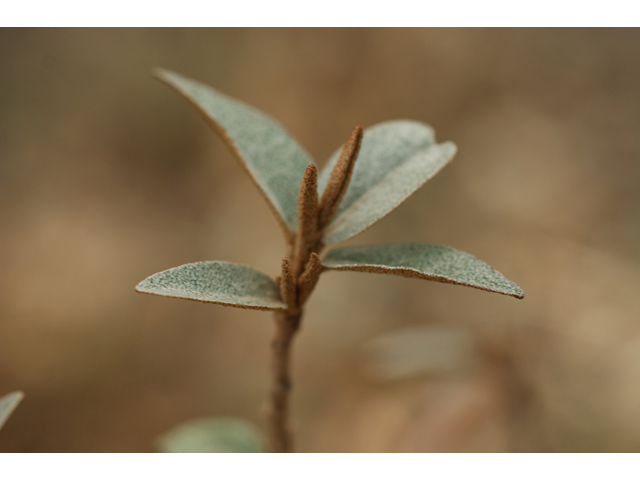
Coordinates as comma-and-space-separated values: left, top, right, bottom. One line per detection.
0, 391, 24, 429
152, 67, 174, 84
134, 278, 152, 294
10, 391, 24, 402
443, 140, 458, 156
513, 287, 525, 300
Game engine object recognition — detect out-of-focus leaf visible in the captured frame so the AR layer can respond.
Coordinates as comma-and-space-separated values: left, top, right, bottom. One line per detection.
363, 326, 475, 382
322, 243, 525, 298
136, 261, 287, 310
155, 69, 313, 238
157, 417, 265, 453
0, 391, 23, 430
318, 121, 455, 243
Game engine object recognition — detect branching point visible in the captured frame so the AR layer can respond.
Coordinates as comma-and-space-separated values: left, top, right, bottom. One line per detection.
298, 253, 323, 305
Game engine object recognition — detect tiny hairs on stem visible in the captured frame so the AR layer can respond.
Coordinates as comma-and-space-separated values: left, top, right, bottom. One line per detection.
318, 125, 364, 229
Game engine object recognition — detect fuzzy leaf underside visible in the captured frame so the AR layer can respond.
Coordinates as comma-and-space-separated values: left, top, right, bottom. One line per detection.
136, 261, 287, 310
321, 134, 457, 244
0, 391, 24, 430
157, 417, 265, 453
155, 69, 313, 237
322, 243, 524, 299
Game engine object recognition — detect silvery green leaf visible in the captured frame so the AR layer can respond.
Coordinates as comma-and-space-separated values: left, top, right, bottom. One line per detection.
363, 326, 475, 382
322, 243, 524, 298
157, 417, 265, 453
155, 69, 313, 238
0, 391, 23, 430
136, 261, 287, 310
318, 121, 455, 244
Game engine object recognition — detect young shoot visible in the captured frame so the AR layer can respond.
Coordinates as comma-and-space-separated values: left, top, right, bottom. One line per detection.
136, 69, 524, 453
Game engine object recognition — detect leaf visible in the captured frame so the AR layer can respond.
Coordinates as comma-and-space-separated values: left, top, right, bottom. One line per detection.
318, 125, 363, 228
318, 120, 456, 244
0, 391, 24, 430
155, 69, 313, 238
136, 261, 287, 310
322, 243, 525, 298
363, 326, 475, 382
157, 417, 265, 453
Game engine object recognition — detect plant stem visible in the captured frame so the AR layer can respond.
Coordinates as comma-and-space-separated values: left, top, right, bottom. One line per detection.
268, 309, 302, 453
266, 134, 359, 452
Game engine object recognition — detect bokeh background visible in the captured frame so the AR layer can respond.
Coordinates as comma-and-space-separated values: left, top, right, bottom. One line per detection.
1, 28, 640, 452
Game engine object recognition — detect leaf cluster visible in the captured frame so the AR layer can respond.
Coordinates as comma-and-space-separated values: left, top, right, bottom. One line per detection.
136, 70, 523, 315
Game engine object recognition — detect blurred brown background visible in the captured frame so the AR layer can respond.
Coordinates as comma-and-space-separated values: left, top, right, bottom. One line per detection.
1, 28, 639, 452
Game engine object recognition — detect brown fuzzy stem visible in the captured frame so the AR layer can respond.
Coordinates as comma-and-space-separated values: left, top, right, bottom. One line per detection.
279, 258, 297, 309
268, 310, 301, 453
267, 162, 326, 453
298, 253, 323, 306
292, 164, 319, 279
318, 125, 363, 229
